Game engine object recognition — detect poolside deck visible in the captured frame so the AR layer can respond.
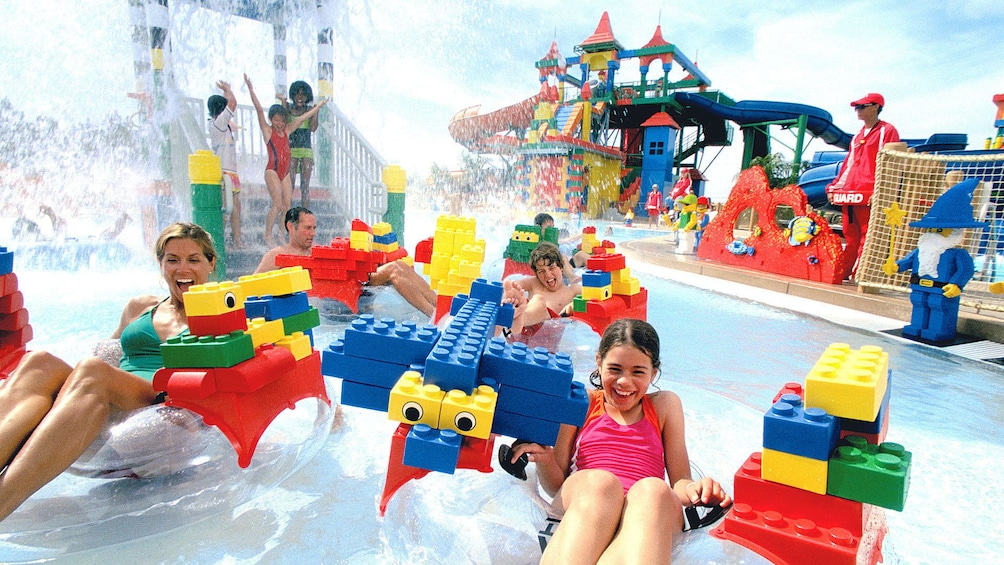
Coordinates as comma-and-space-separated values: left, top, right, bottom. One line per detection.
622, 234, 1004, 363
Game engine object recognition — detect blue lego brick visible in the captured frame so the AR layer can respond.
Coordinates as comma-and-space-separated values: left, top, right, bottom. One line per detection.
762, 393, 839, 461
403, 424, 462, 474
372, 232, 397, 245
424, 298, 499, 392
0, 247, 12, 276
468, 278, 504, 304
841, 370, 892, 434
321, 339, 411, 388
495, 380, 589, 427
342, 315, 441, 365
491, 408, 561, 446
448, 295, 502, 333
340, 380, 391, 412
480, 338, 574, 397
581, 269, 612, 287
243, 291, 310, 320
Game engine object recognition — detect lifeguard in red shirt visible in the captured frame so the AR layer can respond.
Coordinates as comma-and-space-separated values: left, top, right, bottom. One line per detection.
826, 92, 900, 280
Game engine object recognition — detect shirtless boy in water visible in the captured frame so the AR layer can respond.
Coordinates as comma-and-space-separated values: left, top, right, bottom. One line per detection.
503, 241, 581, 336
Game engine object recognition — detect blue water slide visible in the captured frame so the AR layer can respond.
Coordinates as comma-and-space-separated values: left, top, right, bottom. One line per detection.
674, 92, 852, 149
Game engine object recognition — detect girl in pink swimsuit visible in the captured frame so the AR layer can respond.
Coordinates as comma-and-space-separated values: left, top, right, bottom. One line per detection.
244, 74, 328, 248
509, 319, 732, 564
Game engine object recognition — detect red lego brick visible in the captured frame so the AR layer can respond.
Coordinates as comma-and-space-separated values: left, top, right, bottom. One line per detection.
309, 279, 364, 312
585, 253, 627, 272
0, 273, 17, 296
732, 452, 865, 536
433, 293, 454, 325
773, 382, 804, 403
310, 267, 352, 282
414, 236, 434, 264
0, 345, 26, 379
187, 308, 248, 337
158, 350, 329, 468
211, 344, 297, 393
0, 308, 28, 332
351, 218, 372, 233
621, 287, 648, 308
0, 290, 23, 315
0, 324, 32, 349
583, 226, 596, 234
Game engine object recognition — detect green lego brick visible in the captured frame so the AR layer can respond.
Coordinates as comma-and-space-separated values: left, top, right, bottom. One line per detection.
191, 183, 223, 208
281, 306, 321, 334
827, 436, 911, 511
161, 330, 255, 369
573, 295, 587, 313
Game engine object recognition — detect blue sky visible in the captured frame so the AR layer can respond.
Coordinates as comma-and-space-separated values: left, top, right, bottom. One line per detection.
1, 0, 1002, 200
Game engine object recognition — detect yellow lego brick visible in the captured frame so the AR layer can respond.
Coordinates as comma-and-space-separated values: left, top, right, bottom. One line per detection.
805, 343, 889, 422
373, 241, 399, 253
433, 230, 455, 255
439, 384, 497, 439
610, 267, 632, 282
761, 447, 828, 494
245, 317, 285, 349
582, 284, 613, 301
429, 254, 451, 280
461, 243, 485, 263
237, 267, 312, 298
446, 272, 475, 288
421, 262, 431, 276
188, 149, 223, 184
456, 216, 477, 233
454, 230, 475, 248
274, 331, 312, 360
183, 281, 246, 316
372, 222, 392, 236
399, 256, 414, 267
388, 371, 445, 427
349, 231, 373, 251
457, 260, 482, 280
436, 281, 466, 297
611, 278, 641, 296
513, 229, 540, 243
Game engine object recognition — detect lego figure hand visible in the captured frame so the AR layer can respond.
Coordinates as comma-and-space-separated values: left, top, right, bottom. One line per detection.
881, 258, 899, 276
942, 283, 962, 299
681, 477, 733, 508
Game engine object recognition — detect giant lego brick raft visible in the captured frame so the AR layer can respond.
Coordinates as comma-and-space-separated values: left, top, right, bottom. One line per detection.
412, 215, 486, 323
152, 266, 330, 467
570, 251, 647, 335
712, 343, 910, 565
321, 278, 588, 514
275, 219, 410, 313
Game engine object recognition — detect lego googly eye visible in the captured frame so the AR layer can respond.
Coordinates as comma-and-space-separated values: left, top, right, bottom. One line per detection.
454, 412, 476, 432
224, 291, 237, 309
402, 401, 424, 422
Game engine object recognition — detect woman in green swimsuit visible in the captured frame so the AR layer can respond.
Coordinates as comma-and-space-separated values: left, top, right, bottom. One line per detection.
0, 222, 217, 522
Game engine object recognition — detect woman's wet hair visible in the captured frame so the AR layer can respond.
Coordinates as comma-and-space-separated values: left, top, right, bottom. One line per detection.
589, 318, 661, 388
268, 104, 288, 121
155, 222, 217, 270
288, 80, 313, 104
529, 241, 563, 270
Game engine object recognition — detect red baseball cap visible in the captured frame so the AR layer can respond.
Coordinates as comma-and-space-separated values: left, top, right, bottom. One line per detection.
850, 93, 884, 107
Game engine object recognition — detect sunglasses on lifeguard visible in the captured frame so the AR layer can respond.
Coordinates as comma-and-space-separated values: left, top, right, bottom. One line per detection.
854, 103, 877, 110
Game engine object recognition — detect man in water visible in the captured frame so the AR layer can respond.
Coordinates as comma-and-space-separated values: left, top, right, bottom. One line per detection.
254, 206, 316, 272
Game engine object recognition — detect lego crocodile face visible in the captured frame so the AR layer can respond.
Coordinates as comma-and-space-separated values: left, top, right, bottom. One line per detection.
504, 224, 544, 263
184, 281, 246, 317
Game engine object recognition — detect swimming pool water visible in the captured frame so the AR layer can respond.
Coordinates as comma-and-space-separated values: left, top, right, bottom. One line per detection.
4, 229, 1003, 563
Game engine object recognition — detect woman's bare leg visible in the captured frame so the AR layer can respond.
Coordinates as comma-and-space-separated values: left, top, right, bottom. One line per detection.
299, 157, 314, 209
0, 357, 158, 521
599, 477, 682, 565
0, 352, 73, 469
542, 469, 624, 565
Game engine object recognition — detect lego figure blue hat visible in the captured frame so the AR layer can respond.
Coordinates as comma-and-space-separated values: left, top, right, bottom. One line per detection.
909, 178, 989, 230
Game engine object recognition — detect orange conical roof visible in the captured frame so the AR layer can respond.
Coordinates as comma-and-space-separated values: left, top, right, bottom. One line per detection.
643, 25, 669, 49
579, 12, 623, 52
641, 111, 681, 130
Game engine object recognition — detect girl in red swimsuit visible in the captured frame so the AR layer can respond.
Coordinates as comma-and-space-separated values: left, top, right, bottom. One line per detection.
245, 74, 328, 247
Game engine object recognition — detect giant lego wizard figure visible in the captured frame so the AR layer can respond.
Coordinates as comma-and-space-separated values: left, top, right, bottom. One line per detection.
882, 178, 987, 343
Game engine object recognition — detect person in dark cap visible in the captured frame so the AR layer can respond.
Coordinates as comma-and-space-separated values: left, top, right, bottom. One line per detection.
882, 178, 987, 343
827, 92, 900, 280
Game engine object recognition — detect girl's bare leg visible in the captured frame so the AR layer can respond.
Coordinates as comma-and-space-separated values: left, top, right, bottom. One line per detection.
264, 170, 283, 247
542, 470, 624, 565
599, 477, 682, 565
300, 157, 314, 209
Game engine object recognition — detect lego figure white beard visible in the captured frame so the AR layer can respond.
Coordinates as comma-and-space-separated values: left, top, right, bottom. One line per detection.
916, 230, 965, 278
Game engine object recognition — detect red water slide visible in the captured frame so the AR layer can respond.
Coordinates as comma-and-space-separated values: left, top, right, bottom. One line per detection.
448, 94, 539, 153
